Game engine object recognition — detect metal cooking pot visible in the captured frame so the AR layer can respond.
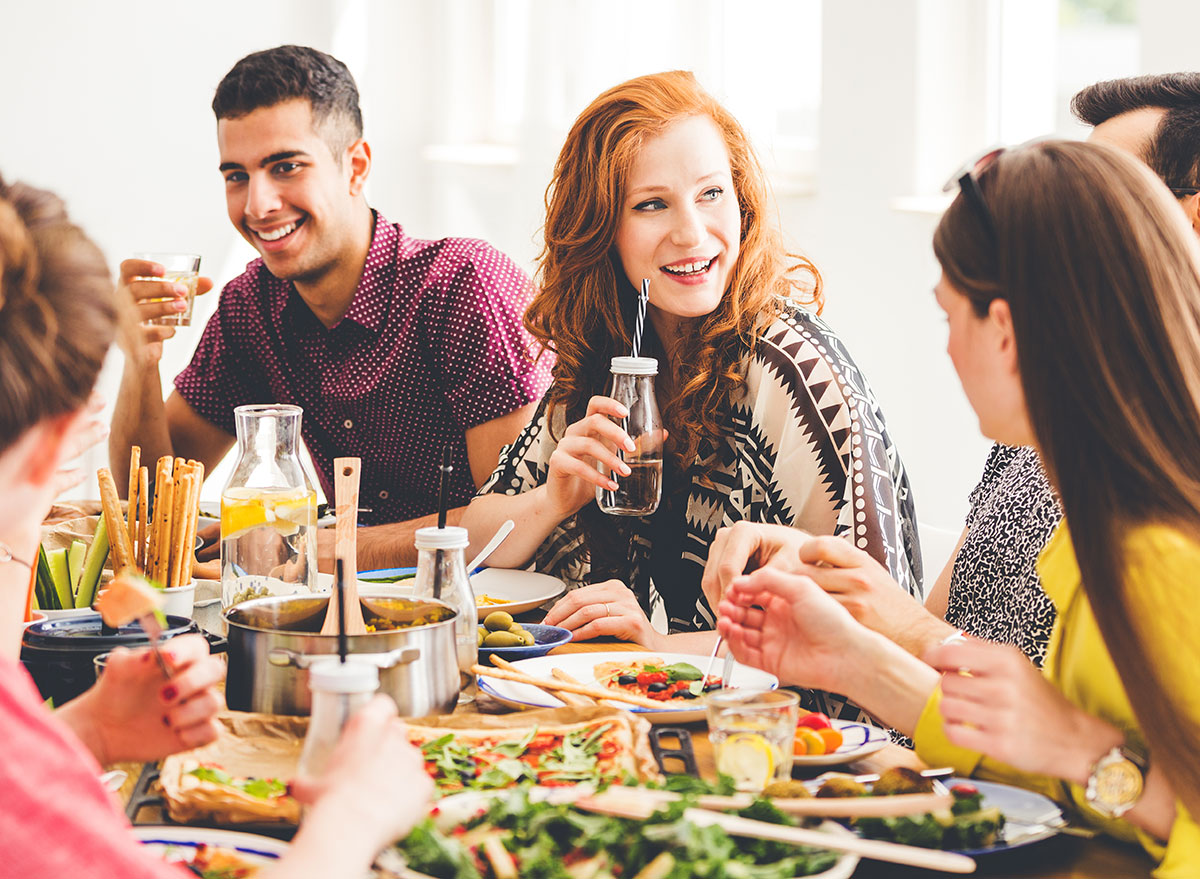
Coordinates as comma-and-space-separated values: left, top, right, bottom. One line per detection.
224, 593, 459, 717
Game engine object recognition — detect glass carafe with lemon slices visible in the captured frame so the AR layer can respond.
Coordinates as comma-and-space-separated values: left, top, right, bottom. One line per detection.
221, 405, 318, 608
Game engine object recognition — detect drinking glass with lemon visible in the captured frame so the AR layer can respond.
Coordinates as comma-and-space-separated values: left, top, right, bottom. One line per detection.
706, 688, 800, 792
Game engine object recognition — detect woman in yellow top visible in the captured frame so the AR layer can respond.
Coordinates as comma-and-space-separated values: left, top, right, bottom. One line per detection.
716, 140, 1200, 875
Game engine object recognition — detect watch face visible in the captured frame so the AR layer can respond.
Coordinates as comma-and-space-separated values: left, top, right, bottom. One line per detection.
1095, 758, 1144, 808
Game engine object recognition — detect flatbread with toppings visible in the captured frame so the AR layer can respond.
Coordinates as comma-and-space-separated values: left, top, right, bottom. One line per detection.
404, 706, 660, 794
160, 713, 305, 825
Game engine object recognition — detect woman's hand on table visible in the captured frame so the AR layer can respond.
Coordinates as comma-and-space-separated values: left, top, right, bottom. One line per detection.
925, 637, 1124, 784
289, 696, 432, 861
544, 396, 635, 519
543, 580, 665, 648
57, 633, 224, 765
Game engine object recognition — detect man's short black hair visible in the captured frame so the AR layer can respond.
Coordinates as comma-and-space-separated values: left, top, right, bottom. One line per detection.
213, 45, 363, 154
1071, 73, 1200, 192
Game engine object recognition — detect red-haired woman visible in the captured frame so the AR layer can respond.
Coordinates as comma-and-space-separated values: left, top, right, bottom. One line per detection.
462, 71, 919, 720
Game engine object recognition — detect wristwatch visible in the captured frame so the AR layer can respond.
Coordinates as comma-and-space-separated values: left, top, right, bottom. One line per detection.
1085, 742, 1149, 818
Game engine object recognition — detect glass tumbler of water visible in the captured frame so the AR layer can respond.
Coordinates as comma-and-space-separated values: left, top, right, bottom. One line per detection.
133, 252, 201, 326
597, 356, 663, 516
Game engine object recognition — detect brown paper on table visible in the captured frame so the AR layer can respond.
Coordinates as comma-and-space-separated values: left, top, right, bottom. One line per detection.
404, 705, 663, 785
159, 712, 308, 825
40, 514, 104, 556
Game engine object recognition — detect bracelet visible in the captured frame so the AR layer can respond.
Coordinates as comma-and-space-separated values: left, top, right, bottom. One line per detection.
0, 541, 33, 570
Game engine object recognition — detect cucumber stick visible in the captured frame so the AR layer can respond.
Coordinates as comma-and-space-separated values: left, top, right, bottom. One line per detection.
34, 546, 56, 610
67, 540, 86, 592
47, 548, 72, 611
75, 515, 109, 609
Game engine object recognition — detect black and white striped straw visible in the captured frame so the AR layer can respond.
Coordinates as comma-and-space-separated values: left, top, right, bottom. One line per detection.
631, 278, 649, 357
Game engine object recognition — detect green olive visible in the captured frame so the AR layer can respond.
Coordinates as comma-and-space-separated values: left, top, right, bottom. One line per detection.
511, 628, 535, 646
484, 611, 515, 632
478, 627, 487, 646
482, 630, 524, 648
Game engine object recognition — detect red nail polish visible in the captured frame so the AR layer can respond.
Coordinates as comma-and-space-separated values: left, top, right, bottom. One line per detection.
161, 685, 178, 702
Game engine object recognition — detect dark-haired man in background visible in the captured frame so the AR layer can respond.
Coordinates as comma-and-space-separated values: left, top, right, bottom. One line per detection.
110, 45, 551, 569
1073, 71, 1200, 233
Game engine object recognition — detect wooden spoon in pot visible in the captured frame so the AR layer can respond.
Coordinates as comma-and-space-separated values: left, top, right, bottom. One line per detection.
322, 457, 367, 635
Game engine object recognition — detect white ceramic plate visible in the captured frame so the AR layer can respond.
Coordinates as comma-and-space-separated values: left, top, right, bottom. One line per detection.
134, 825, 286, 870
476, 651, 780, 724
791, 718, 890, 768
426, 787, 857, 878
948, 777, 1064, 855
469, 568, 566, 615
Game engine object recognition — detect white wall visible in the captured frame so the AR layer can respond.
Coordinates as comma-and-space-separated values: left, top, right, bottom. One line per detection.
1, 1, 1180, 567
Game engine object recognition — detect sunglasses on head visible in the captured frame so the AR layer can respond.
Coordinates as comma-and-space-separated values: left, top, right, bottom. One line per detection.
942, 146, 1006, 240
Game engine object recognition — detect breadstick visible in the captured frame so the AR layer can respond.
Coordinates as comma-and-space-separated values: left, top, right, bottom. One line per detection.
150, 461, 175, 585
182, 461, 205, 585
169, 469, 191, 589
172, 472, 200, 589
470, 664, 666, 710
137, 466, 149, 571
127, 446, 141, 563
97, 468, 134, 572
489, 656, 594, 706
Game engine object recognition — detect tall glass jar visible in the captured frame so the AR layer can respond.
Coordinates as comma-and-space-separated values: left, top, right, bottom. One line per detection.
597, 356, 663, 516
412, 526, 476, 704
221, 404, 318, 608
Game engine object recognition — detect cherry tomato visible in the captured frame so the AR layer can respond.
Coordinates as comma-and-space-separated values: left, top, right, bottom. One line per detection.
637, 671, 668, 686
797, 711, 832, 730
950, 783, 979, 797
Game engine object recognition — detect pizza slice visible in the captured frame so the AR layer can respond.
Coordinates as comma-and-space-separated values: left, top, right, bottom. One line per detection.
593, 656, 722, 702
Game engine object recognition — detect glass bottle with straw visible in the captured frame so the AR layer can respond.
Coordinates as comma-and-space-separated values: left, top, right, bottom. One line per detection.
412, 447, 477, 703
598, 279, 663, 515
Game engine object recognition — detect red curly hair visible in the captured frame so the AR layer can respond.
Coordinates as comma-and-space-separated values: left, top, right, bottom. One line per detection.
528, 70, 822, 478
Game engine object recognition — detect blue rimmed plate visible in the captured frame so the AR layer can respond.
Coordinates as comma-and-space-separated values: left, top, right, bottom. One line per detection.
134, 825, 286, 870
945, 777, 1064, 856
479, 622, 572, 663
791, 719, 890, 768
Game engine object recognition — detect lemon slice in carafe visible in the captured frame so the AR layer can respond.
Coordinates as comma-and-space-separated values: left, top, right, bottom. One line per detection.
716, 732, 776, 791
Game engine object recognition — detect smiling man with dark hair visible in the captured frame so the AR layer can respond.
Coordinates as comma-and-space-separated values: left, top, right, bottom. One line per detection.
110, 45, 552, 569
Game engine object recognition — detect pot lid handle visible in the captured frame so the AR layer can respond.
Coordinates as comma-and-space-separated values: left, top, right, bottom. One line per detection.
266, 646, 420, 670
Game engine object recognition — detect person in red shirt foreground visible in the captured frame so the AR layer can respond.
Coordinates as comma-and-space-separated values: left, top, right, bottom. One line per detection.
0, 174, 431, 878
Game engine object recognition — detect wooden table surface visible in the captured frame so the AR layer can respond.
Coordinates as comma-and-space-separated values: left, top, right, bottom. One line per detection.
119, 636, 1155, 878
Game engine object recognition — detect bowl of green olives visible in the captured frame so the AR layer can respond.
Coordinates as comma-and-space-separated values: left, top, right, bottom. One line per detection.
477, 611, 572, 663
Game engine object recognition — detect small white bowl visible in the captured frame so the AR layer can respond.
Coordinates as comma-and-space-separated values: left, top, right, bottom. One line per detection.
36, 607, 96, 623
161, 582, 196, 619
21, 612, 48, 629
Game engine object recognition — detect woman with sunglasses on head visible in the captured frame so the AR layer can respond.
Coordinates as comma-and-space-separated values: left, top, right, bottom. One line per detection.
0, 176, 431, 879
461, 70, 920, 719
718, 140, 1200, 872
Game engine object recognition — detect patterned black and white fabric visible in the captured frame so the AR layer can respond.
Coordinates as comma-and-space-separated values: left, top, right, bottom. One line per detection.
481, 305, 922, 721
946, 443, 1062, 667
